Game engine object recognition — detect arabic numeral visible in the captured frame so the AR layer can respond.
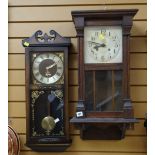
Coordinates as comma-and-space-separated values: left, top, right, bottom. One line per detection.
95, 32, 98, 36
91, 36, 95, 41
88, 42, 92, 47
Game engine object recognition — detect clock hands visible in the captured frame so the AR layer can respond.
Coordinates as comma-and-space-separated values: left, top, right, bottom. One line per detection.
88, 41, 106, 51
45, 62, 57, 77
46, 62, 57, 70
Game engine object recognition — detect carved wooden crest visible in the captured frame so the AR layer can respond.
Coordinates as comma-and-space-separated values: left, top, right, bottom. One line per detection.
22, 30, 70, 47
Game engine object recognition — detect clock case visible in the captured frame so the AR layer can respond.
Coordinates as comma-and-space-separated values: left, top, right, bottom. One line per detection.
70, 9, 139, 140
22, 30, 72, 151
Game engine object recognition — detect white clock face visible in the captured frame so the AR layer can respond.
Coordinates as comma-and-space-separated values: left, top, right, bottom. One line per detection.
84, 26, 122, 63
32, 53, 63, 84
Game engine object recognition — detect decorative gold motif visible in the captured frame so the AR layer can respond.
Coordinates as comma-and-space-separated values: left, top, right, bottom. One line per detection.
32, 131, 37, 136
32, 79, 38, 85
41, 116, 56, 135
55, 90, 63, 99
57, 52, 64, 62
31, 91, 44, 136
31, 91, 44, 104
59, 131, 64, 136
58, 75, 64, 84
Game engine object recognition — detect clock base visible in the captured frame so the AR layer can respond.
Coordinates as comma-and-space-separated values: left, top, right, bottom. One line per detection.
80, 124, 126, 140
26, 141, 72, 152
70, 117, 138, 140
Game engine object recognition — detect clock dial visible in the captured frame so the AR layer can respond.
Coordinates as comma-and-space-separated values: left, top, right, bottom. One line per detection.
84, 26, 122, 63
32, 53, 64, 84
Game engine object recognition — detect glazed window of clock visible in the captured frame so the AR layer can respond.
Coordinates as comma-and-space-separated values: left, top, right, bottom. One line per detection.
84, 26, 122, 64
85, 70, 123, 112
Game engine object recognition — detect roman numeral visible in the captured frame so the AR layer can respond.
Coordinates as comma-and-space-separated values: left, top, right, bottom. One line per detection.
56, 72, 61, 76
40, 77, 43, 81
35, 72, 40, 76
47, 78, 49, 82
57, 66, 62, 70
91, 36, 95, 41
101, 29, 106, 34
95, 32, 98, 36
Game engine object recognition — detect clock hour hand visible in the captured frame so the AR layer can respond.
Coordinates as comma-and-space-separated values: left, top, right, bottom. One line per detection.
88, 41, 106, 51
45, 63, 57, 76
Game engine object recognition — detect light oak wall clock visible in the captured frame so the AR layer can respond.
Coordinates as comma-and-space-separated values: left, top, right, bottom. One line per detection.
70, 9, 139, 140
22, 30, 71, 151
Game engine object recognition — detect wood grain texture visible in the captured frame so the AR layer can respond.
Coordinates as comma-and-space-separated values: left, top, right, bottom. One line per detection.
8, 101, 146, 118
9, 70, 25, 85
130, 70, 147, 85
8, 0, 147, 6
8, 70, 78, 85
8, 54, 78, 69
8, 53, 146, 69
68, 102, 146, 118
8, 86, 146, 102
9, 21, 146, 38
130, 54, 147, 69
9, 70, 146, 86
9, 86, 25, 101
9, 37, 146, 54
18, 135, 146, 152
9, 5, 146, 22
131, 86, 147, 102
130, 37, 147, 52
8, 118, 146, 136
8, 102, 26, 117
18, 152, 147, 155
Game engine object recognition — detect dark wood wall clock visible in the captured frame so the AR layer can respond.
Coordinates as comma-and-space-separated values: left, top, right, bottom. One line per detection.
70, 9, 139, 140
22, 30, 71, 151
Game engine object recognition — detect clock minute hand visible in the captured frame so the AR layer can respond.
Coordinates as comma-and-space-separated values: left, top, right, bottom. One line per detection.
88, 41, 106, 47
93, 43, 106, 51
95, 42, 106, 47
46, 62, 57, 70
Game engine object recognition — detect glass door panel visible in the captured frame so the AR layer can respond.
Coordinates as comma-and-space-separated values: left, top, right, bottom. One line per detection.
85, 70, 122, 112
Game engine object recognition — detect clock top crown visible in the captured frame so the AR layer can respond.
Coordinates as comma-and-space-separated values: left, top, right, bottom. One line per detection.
71, 9, 138, 18
71, 9, 138, 37
22, 30, 71, 47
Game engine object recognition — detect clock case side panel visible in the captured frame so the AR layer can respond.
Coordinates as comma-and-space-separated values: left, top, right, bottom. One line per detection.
25, 47, 31, 145
70, 9, 139, 140
23, 34, 72, 151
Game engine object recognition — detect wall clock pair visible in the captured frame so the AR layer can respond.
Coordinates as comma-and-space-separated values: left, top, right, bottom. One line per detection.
22, 9, 138, 151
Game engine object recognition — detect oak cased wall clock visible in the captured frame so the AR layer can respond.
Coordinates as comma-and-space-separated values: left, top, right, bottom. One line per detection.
22, 30, 71, 151
70, 9, 139, 140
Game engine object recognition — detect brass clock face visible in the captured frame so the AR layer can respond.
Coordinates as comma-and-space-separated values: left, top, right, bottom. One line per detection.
32, 53, 64, 84
84, 26, 122, 63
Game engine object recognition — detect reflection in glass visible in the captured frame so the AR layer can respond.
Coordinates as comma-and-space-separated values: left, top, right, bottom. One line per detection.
114, 71, 123, 111
85, 70, 123, 112
85, 71, 93, 111
95, 71, 112, 111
